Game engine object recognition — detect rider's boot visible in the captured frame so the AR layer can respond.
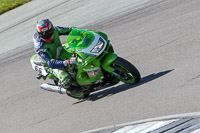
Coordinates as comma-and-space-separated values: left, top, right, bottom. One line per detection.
60, 74, 82, 94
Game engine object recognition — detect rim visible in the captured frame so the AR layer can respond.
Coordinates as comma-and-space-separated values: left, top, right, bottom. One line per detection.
112, 63, 135, 84
70, 91, 84, 99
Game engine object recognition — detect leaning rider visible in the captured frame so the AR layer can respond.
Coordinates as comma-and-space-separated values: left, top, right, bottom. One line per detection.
33, 19, 79, 94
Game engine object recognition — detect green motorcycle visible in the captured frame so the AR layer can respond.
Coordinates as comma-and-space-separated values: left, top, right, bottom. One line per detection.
30, 28, 141, 99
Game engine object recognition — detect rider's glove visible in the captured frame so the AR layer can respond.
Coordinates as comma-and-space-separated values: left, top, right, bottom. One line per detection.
63, 57, 77, 66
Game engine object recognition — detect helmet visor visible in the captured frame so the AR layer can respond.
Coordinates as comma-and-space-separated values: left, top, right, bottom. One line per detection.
39, 27, 54, 39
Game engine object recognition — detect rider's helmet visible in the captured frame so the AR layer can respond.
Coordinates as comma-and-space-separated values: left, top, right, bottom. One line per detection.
36, 19, 54, 42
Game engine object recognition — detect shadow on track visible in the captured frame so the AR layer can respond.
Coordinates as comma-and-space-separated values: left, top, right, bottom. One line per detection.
73, 69, 174, 104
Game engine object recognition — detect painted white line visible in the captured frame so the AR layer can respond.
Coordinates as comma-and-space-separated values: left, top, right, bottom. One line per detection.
116, 112, 200, 127
124, 121, 160, 133
191, 129, 200, 133
139, 120, 177, 133
83, 112, 200, 133
112, 126, 136, 133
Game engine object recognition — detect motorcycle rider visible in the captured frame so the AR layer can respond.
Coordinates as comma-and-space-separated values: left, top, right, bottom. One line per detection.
33, 19, 80, 94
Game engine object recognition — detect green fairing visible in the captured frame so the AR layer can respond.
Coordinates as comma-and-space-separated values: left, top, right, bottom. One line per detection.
101, 53, 118, 72
64, 29, 94, 56
76, 60, 103, 85
63, 28, 116, 85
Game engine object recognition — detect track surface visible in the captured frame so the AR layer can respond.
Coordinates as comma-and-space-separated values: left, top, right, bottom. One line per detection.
1, 0, 200, 133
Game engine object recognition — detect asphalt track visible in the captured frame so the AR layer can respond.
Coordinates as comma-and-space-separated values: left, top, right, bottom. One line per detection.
1, 0, 200, 133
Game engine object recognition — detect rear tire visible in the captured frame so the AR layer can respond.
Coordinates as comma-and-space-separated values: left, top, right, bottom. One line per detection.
67, 91, 85, 99
112, 57, 141, 84
67, 86, 90, 99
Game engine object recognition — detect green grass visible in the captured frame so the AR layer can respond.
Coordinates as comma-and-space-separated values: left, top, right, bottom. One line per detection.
0, 0, 32, 15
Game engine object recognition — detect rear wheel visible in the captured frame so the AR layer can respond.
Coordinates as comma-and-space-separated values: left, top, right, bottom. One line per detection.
111, 57, 141, 84
67, 92, 84, 99
81, 86, 90, 98
67, 86, 90, 99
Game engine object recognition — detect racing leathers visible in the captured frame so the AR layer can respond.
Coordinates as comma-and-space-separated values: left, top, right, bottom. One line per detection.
33, 26, 74, 88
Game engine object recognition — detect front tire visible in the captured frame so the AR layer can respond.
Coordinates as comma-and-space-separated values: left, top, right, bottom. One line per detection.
111, 57, 141, 84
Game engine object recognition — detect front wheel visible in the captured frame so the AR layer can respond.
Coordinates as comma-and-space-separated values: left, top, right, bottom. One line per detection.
111, 57, 141, 84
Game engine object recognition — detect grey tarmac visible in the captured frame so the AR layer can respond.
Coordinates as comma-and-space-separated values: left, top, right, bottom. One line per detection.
1, 0, 200, 133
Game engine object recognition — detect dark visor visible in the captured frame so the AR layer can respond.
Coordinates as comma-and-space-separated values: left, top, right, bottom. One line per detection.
39, 28, 54, 39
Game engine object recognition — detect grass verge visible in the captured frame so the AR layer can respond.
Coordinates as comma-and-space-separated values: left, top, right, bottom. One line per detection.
0, 0, 32, 15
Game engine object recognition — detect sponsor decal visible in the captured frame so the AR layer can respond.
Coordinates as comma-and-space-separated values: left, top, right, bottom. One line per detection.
35, 66, 43, 73
87, 70, 101, 77
37, 49, 46, 53
47, 87, 52, 90
35, 66, 39, 71
65, 44, 69, 49
83, 67, 100, 72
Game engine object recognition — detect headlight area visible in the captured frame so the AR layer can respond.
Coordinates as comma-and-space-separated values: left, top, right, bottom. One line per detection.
90, 37, 105, 53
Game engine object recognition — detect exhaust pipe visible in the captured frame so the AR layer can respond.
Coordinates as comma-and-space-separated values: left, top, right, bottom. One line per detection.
40, 83, 67, 94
